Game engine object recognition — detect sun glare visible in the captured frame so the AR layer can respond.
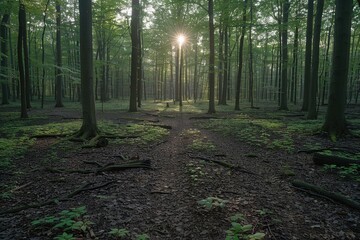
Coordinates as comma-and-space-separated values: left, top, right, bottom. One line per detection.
177, 34, 186, 46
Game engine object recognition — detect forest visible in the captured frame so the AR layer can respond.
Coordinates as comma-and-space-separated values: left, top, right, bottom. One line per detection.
0, 0, 360, 239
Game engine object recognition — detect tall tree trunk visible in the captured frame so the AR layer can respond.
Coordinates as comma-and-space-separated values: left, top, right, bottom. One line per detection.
248, 0, 254, 108
322, 0, 352, 137
129, 0, 140, 112
279, 0, 290, 110
234, 0, 247, 111
55, 1, 64, 107
18, 2, 27, 118
321, 22, 333, 105
307, 0, 324, 119
137, 12, 143, 107
193, 36, 198, 102
301, 0, 314, 111
22, 3, 31, 109
208, 0, 216, 113
221, 26, 229, 105
78, 0, 98, 139
218, 25, 224, 104
41, 0, 50, 108
1, 13, 10, 105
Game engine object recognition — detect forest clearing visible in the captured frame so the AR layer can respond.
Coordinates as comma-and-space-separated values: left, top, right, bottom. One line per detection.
0, 100, 360, 239
1, 0, 360, 239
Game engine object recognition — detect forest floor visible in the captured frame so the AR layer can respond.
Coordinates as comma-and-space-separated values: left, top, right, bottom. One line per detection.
0, 101, 360, 240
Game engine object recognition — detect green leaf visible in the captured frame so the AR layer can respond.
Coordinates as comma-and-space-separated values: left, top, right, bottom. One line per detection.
248, 232, 266, 240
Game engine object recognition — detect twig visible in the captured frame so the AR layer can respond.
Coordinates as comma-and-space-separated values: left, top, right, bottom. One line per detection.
10, 182, 33, 192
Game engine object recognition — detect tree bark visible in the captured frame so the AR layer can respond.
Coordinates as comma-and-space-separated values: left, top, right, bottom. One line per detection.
18, 2, 27, 118
279, 0, 290, 110
1, 13, 10, 105
78, 0, 98, 139
322, 0, 352, 137
234, 0, 247, 111
307, 0, 324, 119
207, 0, 216, 114
55, 1, 64, 107
129, 0, 140, 112
301, 0, 313, 111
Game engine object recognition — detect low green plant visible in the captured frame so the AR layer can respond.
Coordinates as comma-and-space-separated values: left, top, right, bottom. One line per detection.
31, 206, 92, 240
226, 214, 265, 240
198, 197, 228, 209
109, 228, 130, 238
189, 138, 216, 152
322, 164, 360, 182
136, 233, 150, 240
186, 162, 207, 183
109, 228, 150, 240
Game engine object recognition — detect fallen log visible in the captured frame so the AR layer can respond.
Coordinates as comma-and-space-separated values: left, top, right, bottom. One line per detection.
291, 180, 360, 210
0, 181, 115, 215
30, 134, 70, 139
313, 153, 360, 167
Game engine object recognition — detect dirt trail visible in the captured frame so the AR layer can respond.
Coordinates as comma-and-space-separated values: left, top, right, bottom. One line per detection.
0, 109, 359, 239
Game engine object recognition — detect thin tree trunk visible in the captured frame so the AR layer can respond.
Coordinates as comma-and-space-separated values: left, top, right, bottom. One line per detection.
302, 0, 314, 111
18, 2, 27, 118
208, 0, 216, 113
234, 0, 247, 111
1, 13, 10, 105
279, 0, 290, 110
307, 0, 324, 119
55, 1, 64, 107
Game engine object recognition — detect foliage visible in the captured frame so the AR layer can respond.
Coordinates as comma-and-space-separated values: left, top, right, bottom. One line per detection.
197, 197, 228, 209
323, 164, 360, 182
31, 206, 92, 239
186, 161, 207, 183
188, 138, 216, 152
225, 214, 265, 240
108, 228, 150, 240
109, 228, 130, 238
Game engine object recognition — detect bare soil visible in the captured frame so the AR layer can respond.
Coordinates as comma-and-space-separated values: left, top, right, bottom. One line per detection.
0, 107, 359, 240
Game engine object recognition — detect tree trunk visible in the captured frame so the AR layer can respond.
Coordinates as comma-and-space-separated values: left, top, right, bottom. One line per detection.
55, 1, 64, 107
248, 0, 254, 108
234, 0, 247, 111
78, 0, 98, 139
1, 13, 10, 105
301, 0, 313, 111
279, 0, 290, 110
208, 0, 216, 114
322, 0, 352, 138
41, 0, 51, 109
221, 26, 229, 105
129, 0, 140, 112
18, 2, 27, 118
307, 0, 324, 119
22, 3, 31, 109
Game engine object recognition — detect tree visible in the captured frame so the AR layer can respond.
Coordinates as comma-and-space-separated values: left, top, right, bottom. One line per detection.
322, 0, 353, 137
301, 0, 313, 111
55, 0, 64, 107
235, 0, 247, 111
17, 1, 27, 118
129, 0, 140, 112
307, 0, 324, 119
279, 0, 290, 110
77, 0, 98, 139
1, 12, 10, 105
208, 0, 215, 114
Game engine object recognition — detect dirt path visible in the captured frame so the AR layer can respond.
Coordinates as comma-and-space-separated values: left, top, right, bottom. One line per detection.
0, 109, 359, 239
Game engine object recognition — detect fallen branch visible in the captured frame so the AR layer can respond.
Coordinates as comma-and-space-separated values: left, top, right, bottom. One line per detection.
189, 116, 222, 120
148, 124, 172, 130
313, 153, 360, 167
0, 181, 115, 215
45, 160, 152, 175
10, 182, 33, 193
189, 155, 256, 175
291, 180, 360, 210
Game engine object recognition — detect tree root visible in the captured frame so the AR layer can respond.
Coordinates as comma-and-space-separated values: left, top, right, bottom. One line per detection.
0, 181, 115, 215
30, 134, 70, 139
45, 159, 152, 175
189, 155, 257, 175
291, 179, 360, 210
